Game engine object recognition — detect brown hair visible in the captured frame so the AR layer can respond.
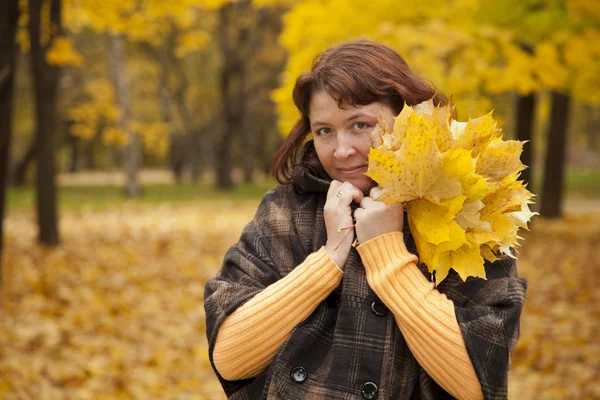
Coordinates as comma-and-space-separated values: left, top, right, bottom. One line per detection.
272, 39, 448, 184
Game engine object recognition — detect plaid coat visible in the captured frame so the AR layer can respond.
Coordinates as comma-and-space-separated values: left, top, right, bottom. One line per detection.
204, 142, 527, 400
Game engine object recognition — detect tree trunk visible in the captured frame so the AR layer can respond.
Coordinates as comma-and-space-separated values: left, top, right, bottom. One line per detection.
515, 92, 536, 189
12, 135, 37, 186
65, 122, 78, 173
83, 121, 103, 170
216, 2, 250, 190
13, 121, 75, 183
157, 64, 185, 183
540, 92, 571, 218
584, 106, 598, 151
188, 130, 203, 182
242, 97, 257, 183
0, 0, 20, 273
169, 46, 200, 182
29, 0, 60, 246
164, 32, 193, 183
243, 6, 286, 180
215, 61, 236, 190
108, 34, 142, 197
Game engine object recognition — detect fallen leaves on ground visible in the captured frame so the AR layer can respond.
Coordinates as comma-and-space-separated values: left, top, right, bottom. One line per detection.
0, 202, 598, 399
1, 201, 260, 400
507, 214, 600, 400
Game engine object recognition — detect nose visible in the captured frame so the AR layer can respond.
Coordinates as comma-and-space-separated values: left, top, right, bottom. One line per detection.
334, 131, 357, 160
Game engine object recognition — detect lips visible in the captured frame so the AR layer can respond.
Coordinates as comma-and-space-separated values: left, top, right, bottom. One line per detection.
338, 165, 368, 174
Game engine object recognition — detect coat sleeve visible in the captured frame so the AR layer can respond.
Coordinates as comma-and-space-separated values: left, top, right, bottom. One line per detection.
444, 256, 527, 400
203, 190, 300, 394
205, 215, 279, 351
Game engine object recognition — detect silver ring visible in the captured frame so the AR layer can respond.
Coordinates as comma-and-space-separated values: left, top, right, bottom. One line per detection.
336, 190, 344, 198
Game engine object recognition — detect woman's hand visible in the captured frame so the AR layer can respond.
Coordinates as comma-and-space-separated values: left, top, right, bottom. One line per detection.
324, 180, 363, 269
354, 187, 404, 245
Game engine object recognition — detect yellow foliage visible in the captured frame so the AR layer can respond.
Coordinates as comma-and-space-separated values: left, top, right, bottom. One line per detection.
533, 42, 568, 91
70, 123, 96, 139
59, 0, 225, 47
68, 79, 121, 142
366, 100, 536, 282
45, 36, 84, 67
129, 121, 170, 157
275, 0, 600, 135
17, 0, 30, 52
560, 29, 600, 105
40, 0, 52, 47
175, 30, 210, 58
567, 0, 600, 21
201, 0, 233, 10
67, 74, 172, 158
102, 127, 130, 147
253, 0, 294, 7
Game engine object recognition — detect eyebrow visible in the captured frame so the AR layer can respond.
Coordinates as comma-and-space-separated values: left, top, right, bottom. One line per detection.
311, 111, 375, 127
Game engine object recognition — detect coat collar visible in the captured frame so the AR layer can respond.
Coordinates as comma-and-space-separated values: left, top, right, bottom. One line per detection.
291, 141, 332, 194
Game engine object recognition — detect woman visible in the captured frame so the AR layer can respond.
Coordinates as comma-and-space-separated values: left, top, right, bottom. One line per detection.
204, 40, 527, 400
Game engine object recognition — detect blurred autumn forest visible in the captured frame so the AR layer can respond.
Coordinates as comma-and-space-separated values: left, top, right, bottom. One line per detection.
0, 0, 599, 399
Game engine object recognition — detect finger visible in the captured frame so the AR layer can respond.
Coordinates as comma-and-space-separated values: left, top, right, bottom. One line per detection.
369, 186, 382, 200
327, 180, 344, 200
337, 182, 363, 204
348, 186, 364, 204
353, 207, 365, 222
328, 180, 342, 193
360, 196, 376, 209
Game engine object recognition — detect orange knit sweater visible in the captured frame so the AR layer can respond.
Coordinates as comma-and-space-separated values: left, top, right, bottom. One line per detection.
213, 232, 483, 400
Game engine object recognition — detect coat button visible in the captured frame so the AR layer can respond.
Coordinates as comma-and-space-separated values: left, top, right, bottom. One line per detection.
371, 301, 388, 317
325, 291, 340, 308
290, 366, 307, 383
361, 381, 379, 399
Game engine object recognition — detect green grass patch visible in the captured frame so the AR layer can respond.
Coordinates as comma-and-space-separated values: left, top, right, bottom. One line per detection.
526, 170, 600, 200
564, 170, 600, 200
7, 181, 277, 211
7, 170, 599, 211
566, 170, 600, 189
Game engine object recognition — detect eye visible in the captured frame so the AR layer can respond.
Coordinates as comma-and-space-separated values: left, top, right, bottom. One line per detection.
352, 122, 370, 130
315, 127, 333, 135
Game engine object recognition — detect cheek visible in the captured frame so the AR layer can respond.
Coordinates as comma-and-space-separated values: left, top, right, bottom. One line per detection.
314, 140, 333, 164
358, 135, 373, 158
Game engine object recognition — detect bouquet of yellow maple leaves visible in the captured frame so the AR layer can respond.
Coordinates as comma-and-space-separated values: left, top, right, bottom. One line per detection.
366, 100, 537, 283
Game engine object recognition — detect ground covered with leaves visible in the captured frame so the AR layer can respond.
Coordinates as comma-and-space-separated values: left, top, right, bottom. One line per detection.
1, 200, 598, 399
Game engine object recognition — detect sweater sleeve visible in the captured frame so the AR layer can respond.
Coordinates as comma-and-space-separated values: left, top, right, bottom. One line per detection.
357, 232, 484, 400
213, 247, 343, 381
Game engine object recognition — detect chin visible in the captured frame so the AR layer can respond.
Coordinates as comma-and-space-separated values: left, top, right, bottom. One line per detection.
344, 176, 376, 194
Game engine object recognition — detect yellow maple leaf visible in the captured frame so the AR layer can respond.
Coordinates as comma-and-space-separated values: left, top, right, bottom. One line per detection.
480, 244, 500, 263
476, 138, 527, 181
438, 242, 487, 282
441, 148, 490, 198
406, 196, 467, 278
506, 203, 539, 230
455, 199, 492, 232
367, 100, 537, 283
366, 112, 466, 204
407, 197, 465, 246
480, 180, 531, 221
392, 103, 414, 138
369, 114, 401, 151
452, 111, 501, 157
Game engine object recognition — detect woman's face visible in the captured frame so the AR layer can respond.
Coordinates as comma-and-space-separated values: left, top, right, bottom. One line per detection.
309, 91, 396, 193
